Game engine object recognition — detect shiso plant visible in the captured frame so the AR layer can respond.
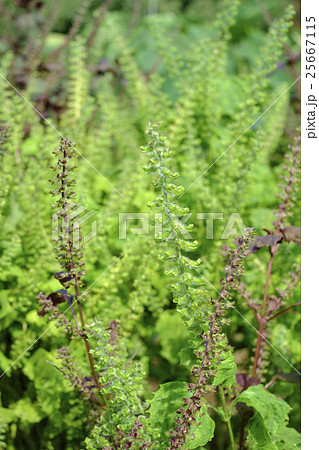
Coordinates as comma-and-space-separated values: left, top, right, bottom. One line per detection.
0, 0, 301, 448
138, 124, 300, 449
37, 138, 107, 411
34, 124, 300, 449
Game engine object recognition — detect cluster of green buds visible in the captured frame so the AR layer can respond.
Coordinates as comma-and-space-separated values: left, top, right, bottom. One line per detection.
141, 123, 209, 337
141, 124, 256, 449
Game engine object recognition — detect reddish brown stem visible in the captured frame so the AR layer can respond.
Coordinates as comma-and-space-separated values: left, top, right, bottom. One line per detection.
251, 245, 278, 376
170, 239, 245, 448
61, 148, 106, 404
267, 301, 301, 322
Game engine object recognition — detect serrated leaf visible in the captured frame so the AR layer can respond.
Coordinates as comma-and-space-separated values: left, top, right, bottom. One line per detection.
276, 427, 301, 449
178, 346, 198, 371
213, 352, 237, 389
234, 385, 300, 449
184, 406, 215, 449
149, 381, 190, 439
149, 382, 215, 448
155, 310, 190, 365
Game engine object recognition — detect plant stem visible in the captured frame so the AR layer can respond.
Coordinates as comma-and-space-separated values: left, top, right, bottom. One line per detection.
61, 147, 108, 407
267, 301, 301, 322
218, 387, 235, 450
252, 245, 277, 376
251, 136, 300, 376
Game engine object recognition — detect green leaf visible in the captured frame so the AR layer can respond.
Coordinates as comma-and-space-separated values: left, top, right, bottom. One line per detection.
149, 382, 215, 448
0, 407, 16, 424
155, 310, 190, 365
212, 352, 237, 389
22, 348, 56, 381
233, 385, 300, 449
178, 346, 198, 371
10, 399, 42, 424
184, 406, 215, 449
276, 427, 301, 449
149, 381, 189, 439
22, 348, 68, 415
0, 351, 13, 377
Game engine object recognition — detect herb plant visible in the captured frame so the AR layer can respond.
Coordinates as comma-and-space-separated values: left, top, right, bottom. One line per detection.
0, 0, 300, 448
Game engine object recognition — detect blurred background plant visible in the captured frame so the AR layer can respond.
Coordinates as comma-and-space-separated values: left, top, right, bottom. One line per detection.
0, 0, 300, 448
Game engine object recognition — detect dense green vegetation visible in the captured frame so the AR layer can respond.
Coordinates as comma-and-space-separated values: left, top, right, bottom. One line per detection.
0, 0, 300, 448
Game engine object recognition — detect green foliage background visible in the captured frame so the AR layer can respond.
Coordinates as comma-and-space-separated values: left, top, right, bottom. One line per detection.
0, 0, 300, 448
